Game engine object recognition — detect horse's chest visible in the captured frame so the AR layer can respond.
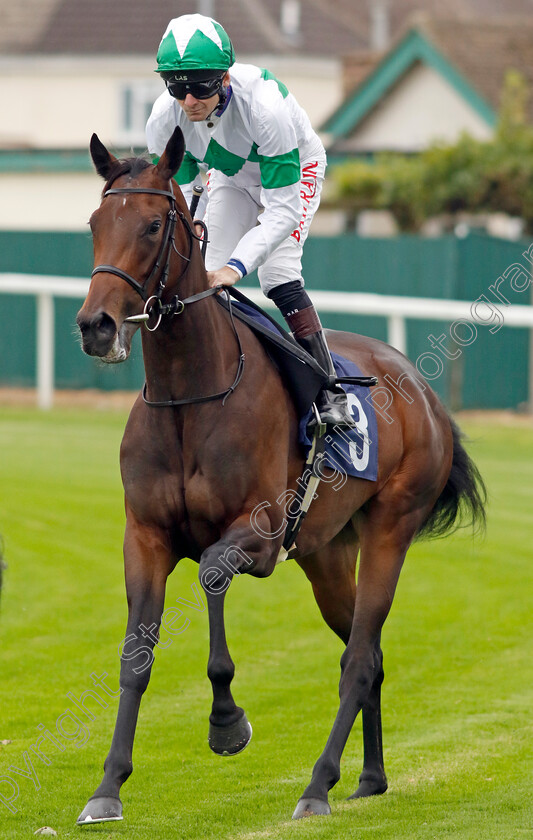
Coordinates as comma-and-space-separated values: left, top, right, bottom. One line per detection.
183, 470, 228, 527
122, 454, 224, 548
121, 442, 186, 523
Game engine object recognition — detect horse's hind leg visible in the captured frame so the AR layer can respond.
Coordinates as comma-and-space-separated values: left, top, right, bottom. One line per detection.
297, 526, 357, 645
293, 508, 423, 818
297, 528, 387, 808
350, 635, 388, 799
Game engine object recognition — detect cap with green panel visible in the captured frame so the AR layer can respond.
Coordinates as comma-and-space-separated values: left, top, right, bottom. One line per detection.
156, 14, 235, 81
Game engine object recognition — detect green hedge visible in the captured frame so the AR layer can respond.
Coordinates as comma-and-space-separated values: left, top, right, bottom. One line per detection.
331, 71, 533, 232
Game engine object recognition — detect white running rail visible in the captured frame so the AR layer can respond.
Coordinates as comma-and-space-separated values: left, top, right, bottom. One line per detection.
1, 273, 533, 409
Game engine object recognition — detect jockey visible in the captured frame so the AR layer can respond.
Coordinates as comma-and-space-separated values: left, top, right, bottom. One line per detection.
146, 13, 355, 428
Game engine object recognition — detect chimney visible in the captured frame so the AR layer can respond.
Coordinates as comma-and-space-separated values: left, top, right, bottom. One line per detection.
198, 0, 215, 17
369, 0, 391, 51
281, 0, 301, 45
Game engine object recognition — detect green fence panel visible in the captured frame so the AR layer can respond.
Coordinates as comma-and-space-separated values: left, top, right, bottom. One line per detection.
0, 230, 146, 392
53, 298, 145, 391
0, 230, 93, 276
302, 234, 458, 297
0, 230, 531, 409
455, 233, 531, 409
0, 296, 37, 387
0, 230, 91, 387
300, 235, 459, 405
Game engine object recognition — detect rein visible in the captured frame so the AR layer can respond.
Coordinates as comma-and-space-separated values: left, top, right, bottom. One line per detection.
141, 288, 245, 408
91, 183, 245, 407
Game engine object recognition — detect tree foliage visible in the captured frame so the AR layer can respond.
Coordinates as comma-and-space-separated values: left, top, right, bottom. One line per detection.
330, 71, 533, 232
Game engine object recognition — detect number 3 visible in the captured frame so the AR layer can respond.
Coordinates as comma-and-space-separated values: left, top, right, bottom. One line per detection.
347, 394, 370, 471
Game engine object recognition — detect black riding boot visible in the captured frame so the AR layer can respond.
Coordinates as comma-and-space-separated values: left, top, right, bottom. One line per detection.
268, 280, 355, 428
295, 329, 356, 428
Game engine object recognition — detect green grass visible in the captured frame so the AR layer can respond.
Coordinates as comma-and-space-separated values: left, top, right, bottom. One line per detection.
0, 407, 532, 839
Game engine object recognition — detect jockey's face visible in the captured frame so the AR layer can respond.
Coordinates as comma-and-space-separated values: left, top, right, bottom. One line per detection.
177, 71, 230, 122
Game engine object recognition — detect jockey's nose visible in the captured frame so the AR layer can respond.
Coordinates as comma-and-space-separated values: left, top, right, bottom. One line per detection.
76, 309, 117, 357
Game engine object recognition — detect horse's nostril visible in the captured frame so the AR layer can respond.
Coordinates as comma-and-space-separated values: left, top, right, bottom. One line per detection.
94, 312, 116, 337
76, 309, 118, 357
77, 310, 116, 339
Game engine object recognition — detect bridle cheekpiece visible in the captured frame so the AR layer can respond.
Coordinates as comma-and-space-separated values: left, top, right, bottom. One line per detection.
91, 186, 188, 307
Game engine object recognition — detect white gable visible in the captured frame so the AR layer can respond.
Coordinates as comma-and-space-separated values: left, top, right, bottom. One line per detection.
348, 62, 493, 153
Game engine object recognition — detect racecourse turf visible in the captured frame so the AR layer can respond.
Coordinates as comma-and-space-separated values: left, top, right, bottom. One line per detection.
0, 406, 531, 840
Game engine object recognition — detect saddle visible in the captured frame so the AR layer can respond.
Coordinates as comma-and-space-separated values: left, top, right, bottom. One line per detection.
216, 287, 377, 418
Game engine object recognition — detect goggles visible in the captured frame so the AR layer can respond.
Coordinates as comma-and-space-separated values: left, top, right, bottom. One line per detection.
165, 75, 224, 101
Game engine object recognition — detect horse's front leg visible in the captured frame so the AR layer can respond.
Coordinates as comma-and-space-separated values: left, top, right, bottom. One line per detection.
77, 513, 174, 824
199, 513, 277, 756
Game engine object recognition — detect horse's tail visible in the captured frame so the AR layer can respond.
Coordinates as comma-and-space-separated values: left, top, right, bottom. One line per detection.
417, 415, 487, 540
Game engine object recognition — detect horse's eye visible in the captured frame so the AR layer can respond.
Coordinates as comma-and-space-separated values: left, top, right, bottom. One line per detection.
148, 220, 162, 235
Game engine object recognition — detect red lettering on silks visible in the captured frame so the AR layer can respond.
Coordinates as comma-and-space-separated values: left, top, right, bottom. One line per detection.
300, 178, 317, 203
302, 161, 319, 178
291, 161, 319, 243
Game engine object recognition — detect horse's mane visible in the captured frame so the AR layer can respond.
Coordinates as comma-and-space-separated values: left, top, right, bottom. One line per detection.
103, 157, 152, 195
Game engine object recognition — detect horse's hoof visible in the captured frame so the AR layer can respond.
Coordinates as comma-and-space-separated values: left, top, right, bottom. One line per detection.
292, 797, 331, 819
348, 778, 388, 799
76, 796, 123, 825
208, 712, 252, 756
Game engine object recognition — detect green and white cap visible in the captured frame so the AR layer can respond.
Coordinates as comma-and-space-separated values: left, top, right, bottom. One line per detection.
156, 14, 235, 77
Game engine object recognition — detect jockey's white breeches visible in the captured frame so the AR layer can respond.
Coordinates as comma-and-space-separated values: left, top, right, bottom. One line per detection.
203, 158, 325, 295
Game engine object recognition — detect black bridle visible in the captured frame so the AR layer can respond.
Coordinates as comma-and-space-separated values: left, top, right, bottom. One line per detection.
90, 184, 245, 406
91, 186, 194, 305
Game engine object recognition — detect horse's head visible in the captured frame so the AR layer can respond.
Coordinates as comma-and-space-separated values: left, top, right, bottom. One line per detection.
77, 127, 188, 361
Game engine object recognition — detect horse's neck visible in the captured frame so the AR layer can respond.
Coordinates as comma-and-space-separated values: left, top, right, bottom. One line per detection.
141, 271, 232, 402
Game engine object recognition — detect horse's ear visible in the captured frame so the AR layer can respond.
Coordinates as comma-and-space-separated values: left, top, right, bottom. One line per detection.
155, 127, 185, 181
90, 133, 118, 180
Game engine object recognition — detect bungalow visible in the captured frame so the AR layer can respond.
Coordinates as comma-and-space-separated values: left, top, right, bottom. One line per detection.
322, 16, 533, 156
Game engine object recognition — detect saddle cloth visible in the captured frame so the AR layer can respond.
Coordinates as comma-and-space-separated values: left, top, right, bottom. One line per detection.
216, 290, 378, 482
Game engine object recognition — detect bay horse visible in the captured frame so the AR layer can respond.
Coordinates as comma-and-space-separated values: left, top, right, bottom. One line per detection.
75, 127, 486, 825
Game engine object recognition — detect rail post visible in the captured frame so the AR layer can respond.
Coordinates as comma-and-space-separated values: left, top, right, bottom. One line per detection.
37, 291, 54, 410
387, 314, 407, 355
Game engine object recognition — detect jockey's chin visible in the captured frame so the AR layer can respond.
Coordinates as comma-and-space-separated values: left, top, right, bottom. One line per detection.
178, 92, 220, 122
